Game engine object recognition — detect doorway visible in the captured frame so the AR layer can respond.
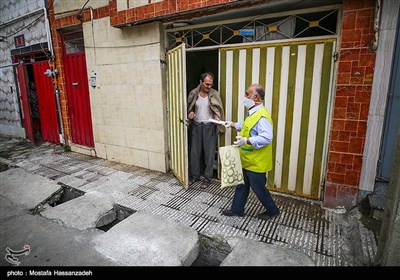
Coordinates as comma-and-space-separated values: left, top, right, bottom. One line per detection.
186, 51, 219, 93
26, 64, 42, 141
62, 30, 94, 147
166, 8, 339, 196
186, 50, 220, 181
14, 49, 60, 144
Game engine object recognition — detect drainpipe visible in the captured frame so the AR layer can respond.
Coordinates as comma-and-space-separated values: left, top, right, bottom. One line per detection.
43, 3, 64, 142
0, 63, 19, 69
370, 0, 382, 51
54, 88, 65, 143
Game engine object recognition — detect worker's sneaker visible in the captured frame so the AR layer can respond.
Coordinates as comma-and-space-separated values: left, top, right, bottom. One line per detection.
221, 209, 244, 217
257, 211, 280, 221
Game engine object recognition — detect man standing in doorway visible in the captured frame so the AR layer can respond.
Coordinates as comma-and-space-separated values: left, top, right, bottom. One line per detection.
222, 83, 280, 220
28, 80, 40, 138
187, 72, 225, 189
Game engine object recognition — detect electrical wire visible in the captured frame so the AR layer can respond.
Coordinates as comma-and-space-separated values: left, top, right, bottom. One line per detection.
1, 13, 43, 39
0, 0, 55, 41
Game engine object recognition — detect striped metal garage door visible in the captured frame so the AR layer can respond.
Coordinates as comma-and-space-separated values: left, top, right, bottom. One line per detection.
219, 39, 335, 199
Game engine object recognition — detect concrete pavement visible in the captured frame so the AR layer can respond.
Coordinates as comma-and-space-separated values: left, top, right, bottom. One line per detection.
0, 136, 377, 267
0, 194, 118, 267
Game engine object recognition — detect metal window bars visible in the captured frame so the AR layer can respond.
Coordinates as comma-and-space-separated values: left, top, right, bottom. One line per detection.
166, 9, 338, 50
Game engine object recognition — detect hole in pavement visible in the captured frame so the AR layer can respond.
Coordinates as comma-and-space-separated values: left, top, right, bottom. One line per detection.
41, 183, 228, 265
0, 161, 9, 172
0, 162, 9, 172
49, 185, 85, 207
97, 204, 135, 232
34, 182, 230, 265
0, 151, 11, 159
46, 185, 135, 232
191, 235, 230, 266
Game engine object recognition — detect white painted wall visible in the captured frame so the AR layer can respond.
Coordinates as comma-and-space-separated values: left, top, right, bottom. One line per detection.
83, 17, 168, 172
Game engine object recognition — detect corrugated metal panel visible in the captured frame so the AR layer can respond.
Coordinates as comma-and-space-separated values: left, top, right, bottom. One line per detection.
64, 52, 94, 147
167, 44, 189, 188
219, 39, 335, 199
33, 61, 60, 144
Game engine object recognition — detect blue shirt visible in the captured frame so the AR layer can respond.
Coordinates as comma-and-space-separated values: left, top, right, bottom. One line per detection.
234, 104, 273, 149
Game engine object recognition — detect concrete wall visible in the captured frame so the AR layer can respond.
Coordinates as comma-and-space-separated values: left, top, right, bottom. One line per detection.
83, 18, 168, 172
0, 0, 47, 138
54, 0, 108, 17
360, 0, 400, 195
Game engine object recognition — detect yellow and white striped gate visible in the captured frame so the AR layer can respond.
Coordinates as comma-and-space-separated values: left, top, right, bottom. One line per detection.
167, 44, 189, 189
219, 39, 335, 199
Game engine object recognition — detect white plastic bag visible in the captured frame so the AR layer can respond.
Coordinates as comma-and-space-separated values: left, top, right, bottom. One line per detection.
219, 145, 244, 188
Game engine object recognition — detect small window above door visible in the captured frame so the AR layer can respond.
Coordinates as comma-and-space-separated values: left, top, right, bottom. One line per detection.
63, 31, 85, 54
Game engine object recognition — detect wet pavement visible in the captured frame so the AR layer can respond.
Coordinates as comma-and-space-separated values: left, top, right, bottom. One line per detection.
0, 136, 378, 266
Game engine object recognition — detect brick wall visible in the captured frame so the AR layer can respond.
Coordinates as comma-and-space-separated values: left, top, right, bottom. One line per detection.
48, 0, 378, 208
109, 0, 265, 26
48, 1, 109, 145
324, 0, 376, 209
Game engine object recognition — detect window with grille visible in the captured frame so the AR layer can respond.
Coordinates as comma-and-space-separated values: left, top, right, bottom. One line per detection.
63, 31, 85, 54
166, 9, 338, 50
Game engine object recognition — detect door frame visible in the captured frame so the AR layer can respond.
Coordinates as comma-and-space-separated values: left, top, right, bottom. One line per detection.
32, 61, 61, 144
167, 38, 337, 198
16, 63, 34, 142
62, 30, 95, 147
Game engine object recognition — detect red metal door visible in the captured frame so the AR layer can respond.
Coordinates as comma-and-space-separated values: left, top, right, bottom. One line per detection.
33, 61, 60, 144
16, 64, 34, 142
64, 52, 94, 147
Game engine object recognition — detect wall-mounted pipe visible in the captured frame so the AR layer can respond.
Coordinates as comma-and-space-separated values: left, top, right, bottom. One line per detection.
54, 88, 65, 143
0, 62, 19, 69
43, 6, 53, 56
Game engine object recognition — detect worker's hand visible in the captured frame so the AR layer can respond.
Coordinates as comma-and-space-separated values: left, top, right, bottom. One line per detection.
233, 136, 247, 147
224, 121, 232, 128
188, 111, 195, 119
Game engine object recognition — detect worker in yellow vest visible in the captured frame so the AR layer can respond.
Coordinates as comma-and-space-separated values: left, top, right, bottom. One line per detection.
222, 84, 280, 220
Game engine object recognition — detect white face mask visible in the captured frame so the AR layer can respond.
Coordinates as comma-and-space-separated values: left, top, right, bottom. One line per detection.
243, 97, 255, 109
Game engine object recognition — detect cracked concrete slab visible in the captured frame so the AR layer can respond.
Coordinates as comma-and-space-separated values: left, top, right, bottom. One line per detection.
93, 210, 199, 266
0, 168, 62, 211
221, 237, 316, 266
41, 191, 116, 230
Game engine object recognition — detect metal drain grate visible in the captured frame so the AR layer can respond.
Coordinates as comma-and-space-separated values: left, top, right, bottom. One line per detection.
149, 182, 364, 266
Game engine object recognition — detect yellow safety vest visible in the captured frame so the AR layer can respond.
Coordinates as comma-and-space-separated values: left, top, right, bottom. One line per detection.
240, 107, 273, 173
